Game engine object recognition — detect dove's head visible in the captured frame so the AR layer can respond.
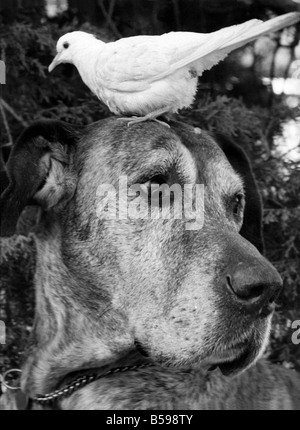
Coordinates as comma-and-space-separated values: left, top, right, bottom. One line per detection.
48, 31, 98, 72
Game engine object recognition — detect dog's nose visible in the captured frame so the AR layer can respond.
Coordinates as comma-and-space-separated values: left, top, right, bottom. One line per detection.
226, 262, 283, 315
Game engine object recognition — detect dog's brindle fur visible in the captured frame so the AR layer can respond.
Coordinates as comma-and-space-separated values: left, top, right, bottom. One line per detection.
0, 118, 299, 410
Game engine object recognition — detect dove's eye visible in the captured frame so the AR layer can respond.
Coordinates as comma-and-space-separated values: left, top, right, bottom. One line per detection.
63, 42, 70, 49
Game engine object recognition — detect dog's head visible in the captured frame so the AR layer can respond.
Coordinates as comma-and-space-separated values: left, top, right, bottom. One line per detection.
0, 118, 282, 377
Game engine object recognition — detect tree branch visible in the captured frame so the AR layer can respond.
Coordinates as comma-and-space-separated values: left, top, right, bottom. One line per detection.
0, 98, 13, 148
257, 0, 300, 13
98, 0, 122, 39
106, 0, 117, 28
0, 97, 28, 127
172, 0, 181, 31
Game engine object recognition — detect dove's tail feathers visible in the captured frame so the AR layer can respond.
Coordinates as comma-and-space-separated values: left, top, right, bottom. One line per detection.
218, 12, 300, 56
157, 12, 300, 80
189, 12, 300, 75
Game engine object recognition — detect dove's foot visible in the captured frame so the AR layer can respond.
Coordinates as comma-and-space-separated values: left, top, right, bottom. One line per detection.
117, 108, 171, 128
117, 116, 170, 128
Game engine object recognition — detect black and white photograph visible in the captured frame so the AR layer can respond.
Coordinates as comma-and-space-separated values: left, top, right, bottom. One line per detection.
0, 0, 300, 411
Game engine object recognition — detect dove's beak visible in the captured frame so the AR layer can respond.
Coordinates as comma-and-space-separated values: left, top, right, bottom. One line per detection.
48, 53, 62, 73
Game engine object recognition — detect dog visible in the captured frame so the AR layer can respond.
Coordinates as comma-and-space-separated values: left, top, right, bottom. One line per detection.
0, 118, 299, 410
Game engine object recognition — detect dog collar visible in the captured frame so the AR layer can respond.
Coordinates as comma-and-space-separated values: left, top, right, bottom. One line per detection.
1, 363, 154, 409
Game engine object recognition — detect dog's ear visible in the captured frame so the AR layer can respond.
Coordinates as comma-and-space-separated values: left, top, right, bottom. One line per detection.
0, 120, 82, 237
215, 134, 265, 254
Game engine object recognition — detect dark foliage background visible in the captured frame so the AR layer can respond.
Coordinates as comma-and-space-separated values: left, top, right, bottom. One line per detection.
0, 0, 299, 374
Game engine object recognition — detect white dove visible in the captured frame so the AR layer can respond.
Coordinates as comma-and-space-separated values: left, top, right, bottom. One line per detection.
49, 12, 300, 125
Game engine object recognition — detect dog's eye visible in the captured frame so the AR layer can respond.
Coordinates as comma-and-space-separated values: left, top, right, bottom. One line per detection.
233, 193, 245, 217
138, 175, 167, 192
144, 175, 166, 187
144, 176, 169, 206
128, 175, 170, 208
128, 176, 167, 199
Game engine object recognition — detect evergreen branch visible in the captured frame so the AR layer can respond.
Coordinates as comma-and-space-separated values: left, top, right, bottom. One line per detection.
0, 234, 36, 265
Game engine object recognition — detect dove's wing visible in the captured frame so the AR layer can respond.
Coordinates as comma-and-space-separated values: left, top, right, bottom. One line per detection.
96, 12, 300, 92
95, 35, 194, 92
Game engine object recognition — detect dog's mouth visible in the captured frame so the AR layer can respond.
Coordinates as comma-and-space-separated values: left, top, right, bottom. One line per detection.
207, 335, 261, 376
135, 320, 269, 376
215, 345, 255, 376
